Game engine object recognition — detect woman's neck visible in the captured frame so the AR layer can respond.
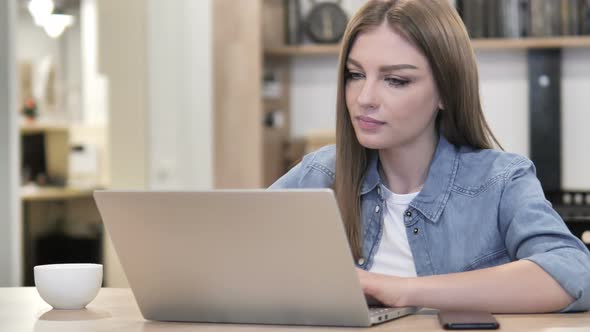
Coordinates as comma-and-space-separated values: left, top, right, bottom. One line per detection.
378, 131, 438, 195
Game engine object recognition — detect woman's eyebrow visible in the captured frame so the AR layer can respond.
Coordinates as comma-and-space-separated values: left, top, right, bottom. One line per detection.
346, 58, 364, 69
347, 57, 418, 71
379, 64, 418, 71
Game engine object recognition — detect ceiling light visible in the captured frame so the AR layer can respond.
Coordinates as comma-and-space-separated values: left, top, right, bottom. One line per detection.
28, 0, 55, 26
42, 14, 75, 38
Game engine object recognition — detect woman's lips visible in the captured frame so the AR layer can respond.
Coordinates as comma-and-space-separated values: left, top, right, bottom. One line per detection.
357, 115, 385, 130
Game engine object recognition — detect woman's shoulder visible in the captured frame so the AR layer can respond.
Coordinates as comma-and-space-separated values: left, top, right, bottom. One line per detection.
303, 144, 337, 174
454, 145, 534, 190
268, 145, 336, 189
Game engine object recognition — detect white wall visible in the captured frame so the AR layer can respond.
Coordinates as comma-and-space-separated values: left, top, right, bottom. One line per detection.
16, 11, 58, 61
16, 8, 85, 122
61, 12, 82, 122
562, 49, 590, 190
81, 0, 107, 126
476, 51, 529, 156
291, 56, 338, 138
0, 0, 21, 286
98, 0, 149, 288
98, 0, 213, 287
17, 9, 81, 122
147, 0, 213, 190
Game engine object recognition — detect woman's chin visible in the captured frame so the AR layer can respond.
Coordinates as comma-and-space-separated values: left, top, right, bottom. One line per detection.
356, 136, 389, 150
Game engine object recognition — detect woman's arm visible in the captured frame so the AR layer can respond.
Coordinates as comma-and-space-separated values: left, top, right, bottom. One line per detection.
359, 157, 590, 313
358, 259, 573, 313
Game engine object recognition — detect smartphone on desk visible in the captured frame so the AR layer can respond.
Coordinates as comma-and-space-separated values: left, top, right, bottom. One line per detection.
438, 311, 500, 330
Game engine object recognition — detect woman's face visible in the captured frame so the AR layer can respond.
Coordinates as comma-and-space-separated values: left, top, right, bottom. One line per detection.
345, 23, 441, 150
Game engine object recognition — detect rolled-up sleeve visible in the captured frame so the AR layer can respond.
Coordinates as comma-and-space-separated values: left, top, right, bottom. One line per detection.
268, 149, 320, 189
268, 158, 308, 189
499, 157, 590, 312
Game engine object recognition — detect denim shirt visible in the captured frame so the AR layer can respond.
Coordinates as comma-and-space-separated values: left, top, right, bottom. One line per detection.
269, 135, 590, 312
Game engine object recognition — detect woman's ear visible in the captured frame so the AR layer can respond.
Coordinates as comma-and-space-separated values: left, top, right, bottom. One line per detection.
438, 101, 445, 111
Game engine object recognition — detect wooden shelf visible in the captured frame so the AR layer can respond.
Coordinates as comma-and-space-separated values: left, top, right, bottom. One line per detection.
263, 98, 283, 110
20, 123, 69, 135
265, 44, 341, 56
21, 186, 95, 202
265, 36, 590, 57
472, 36, 590, 50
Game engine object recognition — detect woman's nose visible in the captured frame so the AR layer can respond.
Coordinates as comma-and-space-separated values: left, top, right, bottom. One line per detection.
356, 79, 378, 110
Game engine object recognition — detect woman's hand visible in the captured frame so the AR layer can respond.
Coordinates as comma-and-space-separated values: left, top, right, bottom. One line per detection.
356, 268, 413, 307
358, 260, 574, 312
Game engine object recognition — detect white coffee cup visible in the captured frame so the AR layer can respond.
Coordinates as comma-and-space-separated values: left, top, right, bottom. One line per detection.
34, 263, 103, 310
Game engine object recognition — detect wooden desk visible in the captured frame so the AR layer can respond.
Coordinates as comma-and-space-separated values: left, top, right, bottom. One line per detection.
1, 288, 589, 331
21, 187, 95, 202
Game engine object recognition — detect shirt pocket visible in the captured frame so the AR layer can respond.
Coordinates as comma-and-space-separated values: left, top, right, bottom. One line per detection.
461, 248, 511, 272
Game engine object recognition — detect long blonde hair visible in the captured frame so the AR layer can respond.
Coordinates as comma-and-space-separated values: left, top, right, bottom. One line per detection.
334, 0, 501, 260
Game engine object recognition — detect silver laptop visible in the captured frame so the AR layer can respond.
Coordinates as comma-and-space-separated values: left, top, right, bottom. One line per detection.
93, 189, 418, 327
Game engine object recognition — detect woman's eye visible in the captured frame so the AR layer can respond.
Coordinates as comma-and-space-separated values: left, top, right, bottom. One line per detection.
385, 77, 410, 87
346, 71, 365, 81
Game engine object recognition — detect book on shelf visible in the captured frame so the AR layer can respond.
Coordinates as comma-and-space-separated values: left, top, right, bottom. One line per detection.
584, 0, 589, 34
518, 0, 531, 37
501, 0, 523, 38
456, 0, 590, 39
485, 0, 500, 38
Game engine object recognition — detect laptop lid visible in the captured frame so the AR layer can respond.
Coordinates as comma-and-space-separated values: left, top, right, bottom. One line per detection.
94, 189, 373, 326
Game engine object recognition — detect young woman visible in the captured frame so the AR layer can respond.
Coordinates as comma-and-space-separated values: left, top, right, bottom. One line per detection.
270, 0, 590, 313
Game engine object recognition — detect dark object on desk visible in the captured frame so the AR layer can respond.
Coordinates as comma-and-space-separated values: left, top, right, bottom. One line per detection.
27, 230, 103, 286
21, 133, 47, 185
438, 311, 499, 330
36, 233, 102, 266
305, 0, 348, 43
284, 0, 302, 44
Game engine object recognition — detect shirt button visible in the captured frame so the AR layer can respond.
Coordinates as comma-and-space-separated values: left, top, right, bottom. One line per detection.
413, 228, 419, 234
358, 258, 365, 265
375, 205, 380, 213
405, 210, 412, 217
377, 187, 381, 195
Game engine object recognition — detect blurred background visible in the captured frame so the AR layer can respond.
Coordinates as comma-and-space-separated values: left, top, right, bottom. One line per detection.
0, 0, 590, 288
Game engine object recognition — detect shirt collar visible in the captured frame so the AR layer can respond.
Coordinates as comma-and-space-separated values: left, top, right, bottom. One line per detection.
360, 134, 459, 223
359, 148, 381, 196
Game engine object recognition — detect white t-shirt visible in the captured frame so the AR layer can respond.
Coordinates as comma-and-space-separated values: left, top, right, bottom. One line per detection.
369, 184, 419, 277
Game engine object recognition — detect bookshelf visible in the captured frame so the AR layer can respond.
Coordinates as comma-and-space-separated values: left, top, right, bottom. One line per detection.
257, 0, 590, 187
472, 36, 590, 49
265, 36, 590, 57
213, 0, 297, 188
